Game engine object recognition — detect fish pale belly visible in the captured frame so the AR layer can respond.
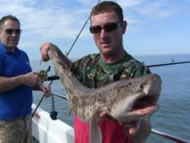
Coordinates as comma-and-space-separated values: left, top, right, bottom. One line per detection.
109, 93, 142, 122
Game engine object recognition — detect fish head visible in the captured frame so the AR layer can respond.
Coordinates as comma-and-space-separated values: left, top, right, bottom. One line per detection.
111, 74, 162, 123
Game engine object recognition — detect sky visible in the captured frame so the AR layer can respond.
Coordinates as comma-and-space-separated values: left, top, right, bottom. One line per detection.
0, 0, 190, 60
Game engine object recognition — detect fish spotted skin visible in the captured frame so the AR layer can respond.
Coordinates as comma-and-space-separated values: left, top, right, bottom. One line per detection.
48, 47, 162, 143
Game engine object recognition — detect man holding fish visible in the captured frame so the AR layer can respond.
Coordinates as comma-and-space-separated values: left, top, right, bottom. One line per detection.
40, 1, 160, 143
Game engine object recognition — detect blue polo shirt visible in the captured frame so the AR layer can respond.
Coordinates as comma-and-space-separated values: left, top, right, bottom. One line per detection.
0, 43, 33, 120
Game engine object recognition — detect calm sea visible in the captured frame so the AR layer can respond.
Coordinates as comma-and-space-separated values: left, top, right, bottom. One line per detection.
31, 54, 190, 143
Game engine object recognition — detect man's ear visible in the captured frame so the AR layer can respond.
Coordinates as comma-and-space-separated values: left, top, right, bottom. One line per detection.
122, 21, 127, 34
0, 28, 3, 35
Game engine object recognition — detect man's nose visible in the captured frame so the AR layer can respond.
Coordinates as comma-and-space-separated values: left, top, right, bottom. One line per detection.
11, 32, 18, 37
99, 29, 109, 39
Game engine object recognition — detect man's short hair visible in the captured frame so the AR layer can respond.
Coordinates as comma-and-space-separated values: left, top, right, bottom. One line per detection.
90, 1, 124, 22
0, 15, 20, 29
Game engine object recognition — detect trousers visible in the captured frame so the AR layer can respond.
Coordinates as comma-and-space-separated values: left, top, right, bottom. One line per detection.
0, 115, 32, 143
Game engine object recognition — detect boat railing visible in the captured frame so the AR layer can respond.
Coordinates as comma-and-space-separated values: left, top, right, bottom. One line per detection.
48, 92, 189, 143
151, 129, 189, 143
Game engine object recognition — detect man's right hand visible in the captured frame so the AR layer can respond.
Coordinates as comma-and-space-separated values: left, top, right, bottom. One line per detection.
22, 72, 39, 87
40, 42, 57, 61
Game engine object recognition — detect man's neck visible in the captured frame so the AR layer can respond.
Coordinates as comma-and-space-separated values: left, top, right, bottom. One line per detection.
8, 48, 16, 53
0, 42, 16, 53
6, 46, 16, 53
100, 50, 126, 64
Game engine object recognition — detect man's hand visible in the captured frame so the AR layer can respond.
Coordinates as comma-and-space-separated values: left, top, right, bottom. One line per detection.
127, 117, 151, 143
118, 116, 151, 143
22, 72, 39, 87
98, 112, 115, 121
39, 84, 51, 97
40, 42, 57, 61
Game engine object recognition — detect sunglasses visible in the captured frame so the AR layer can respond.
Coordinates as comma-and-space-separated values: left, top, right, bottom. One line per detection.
89, 22, 121, 34
4, 29, 22, 35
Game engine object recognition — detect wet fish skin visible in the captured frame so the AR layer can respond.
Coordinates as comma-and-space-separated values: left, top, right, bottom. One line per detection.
48, 47, 162, 143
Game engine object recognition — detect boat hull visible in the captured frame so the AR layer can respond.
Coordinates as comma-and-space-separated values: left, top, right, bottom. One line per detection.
32, 104, 74, 143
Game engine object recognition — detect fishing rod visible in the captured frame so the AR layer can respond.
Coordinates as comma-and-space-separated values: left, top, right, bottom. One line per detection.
32, 79, 53, 118
47, 0, 101, 119
48, 13, 91, 120
32, 0, 101, 119
147, 60, 190, 68
44, 60, 190, 81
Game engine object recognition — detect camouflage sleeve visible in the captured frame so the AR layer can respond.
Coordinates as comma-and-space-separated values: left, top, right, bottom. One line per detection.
71, 54, 93, 81
132, 63, 151, 77
126, 60, 151, 78
71, 58, 84, 81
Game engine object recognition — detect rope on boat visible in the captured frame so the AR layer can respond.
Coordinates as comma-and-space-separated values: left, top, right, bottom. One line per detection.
50, 92, 190, 143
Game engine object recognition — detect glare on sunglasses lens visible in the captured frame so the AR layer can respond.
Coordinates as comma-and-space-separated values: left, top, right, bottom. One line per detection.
89, 22, 120, 34
90, 26, 101, 33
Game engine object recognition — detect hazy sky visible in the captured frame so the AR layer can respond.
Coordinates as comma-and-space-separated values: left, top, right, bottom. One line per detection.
0, 0, 189, 60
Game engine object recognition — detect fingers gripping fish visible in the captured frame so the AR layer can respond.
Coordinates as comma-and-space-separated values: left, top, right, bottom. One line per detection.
48, 47, 162, 143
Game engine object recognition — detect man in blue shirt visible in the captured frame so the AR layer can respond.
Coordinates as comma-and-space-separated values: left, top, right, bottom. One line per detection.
0, 15, 50, 143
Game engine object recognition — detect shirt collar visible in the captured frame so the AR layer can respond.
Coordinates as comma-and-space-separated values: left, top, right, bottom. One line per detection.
98, 51, 131, 66
0, 42, 19, 55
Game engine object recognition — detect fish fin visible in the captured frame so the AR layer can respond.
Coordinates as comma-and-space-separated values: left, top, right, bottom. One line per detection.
89, 115, 102, 143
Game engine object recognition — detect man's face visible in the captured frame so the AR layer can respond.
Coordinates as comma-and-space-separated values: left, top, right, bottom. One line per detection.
90, 12, 126, 57
0, 19, 21, 51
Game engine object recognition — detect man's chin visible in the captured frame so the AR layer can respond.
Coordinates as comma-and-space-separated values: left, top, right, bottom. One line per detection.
7, 45, 17, 50
102, 50, 115, 56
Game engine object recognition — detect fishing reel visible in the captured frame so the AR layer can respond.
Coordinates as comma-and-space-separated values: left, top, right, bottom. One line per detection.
38, 66, 58, 120
38, 66, 51, 83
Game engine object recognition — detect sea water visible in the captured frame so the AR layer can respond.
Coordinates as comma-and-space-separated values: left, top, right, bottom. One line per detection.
31, 54, 190, 143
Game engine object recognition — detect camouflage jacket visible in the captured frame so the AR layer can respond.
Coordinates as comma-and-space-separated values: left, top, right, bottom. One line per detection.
71, 52, 150, 88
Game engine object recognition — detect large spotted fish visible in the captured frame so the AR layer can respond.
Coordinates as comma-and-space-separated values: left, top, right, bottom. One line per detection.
48, 47, 162, 143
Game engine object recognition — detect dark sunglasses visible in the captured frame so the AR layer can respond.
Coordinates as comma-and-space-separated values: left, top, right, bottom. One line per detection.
89, 22, 121, 34
4, 29, 22, 35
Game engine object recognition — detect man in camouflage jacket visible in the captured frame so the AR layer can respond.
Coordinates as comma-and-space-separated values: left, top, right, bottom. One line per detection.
40, 1, 152, 143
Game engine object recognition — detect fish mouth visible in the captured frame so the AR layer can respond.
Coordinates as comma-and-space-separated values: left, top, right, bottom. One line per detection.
129, 94, 159, 115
